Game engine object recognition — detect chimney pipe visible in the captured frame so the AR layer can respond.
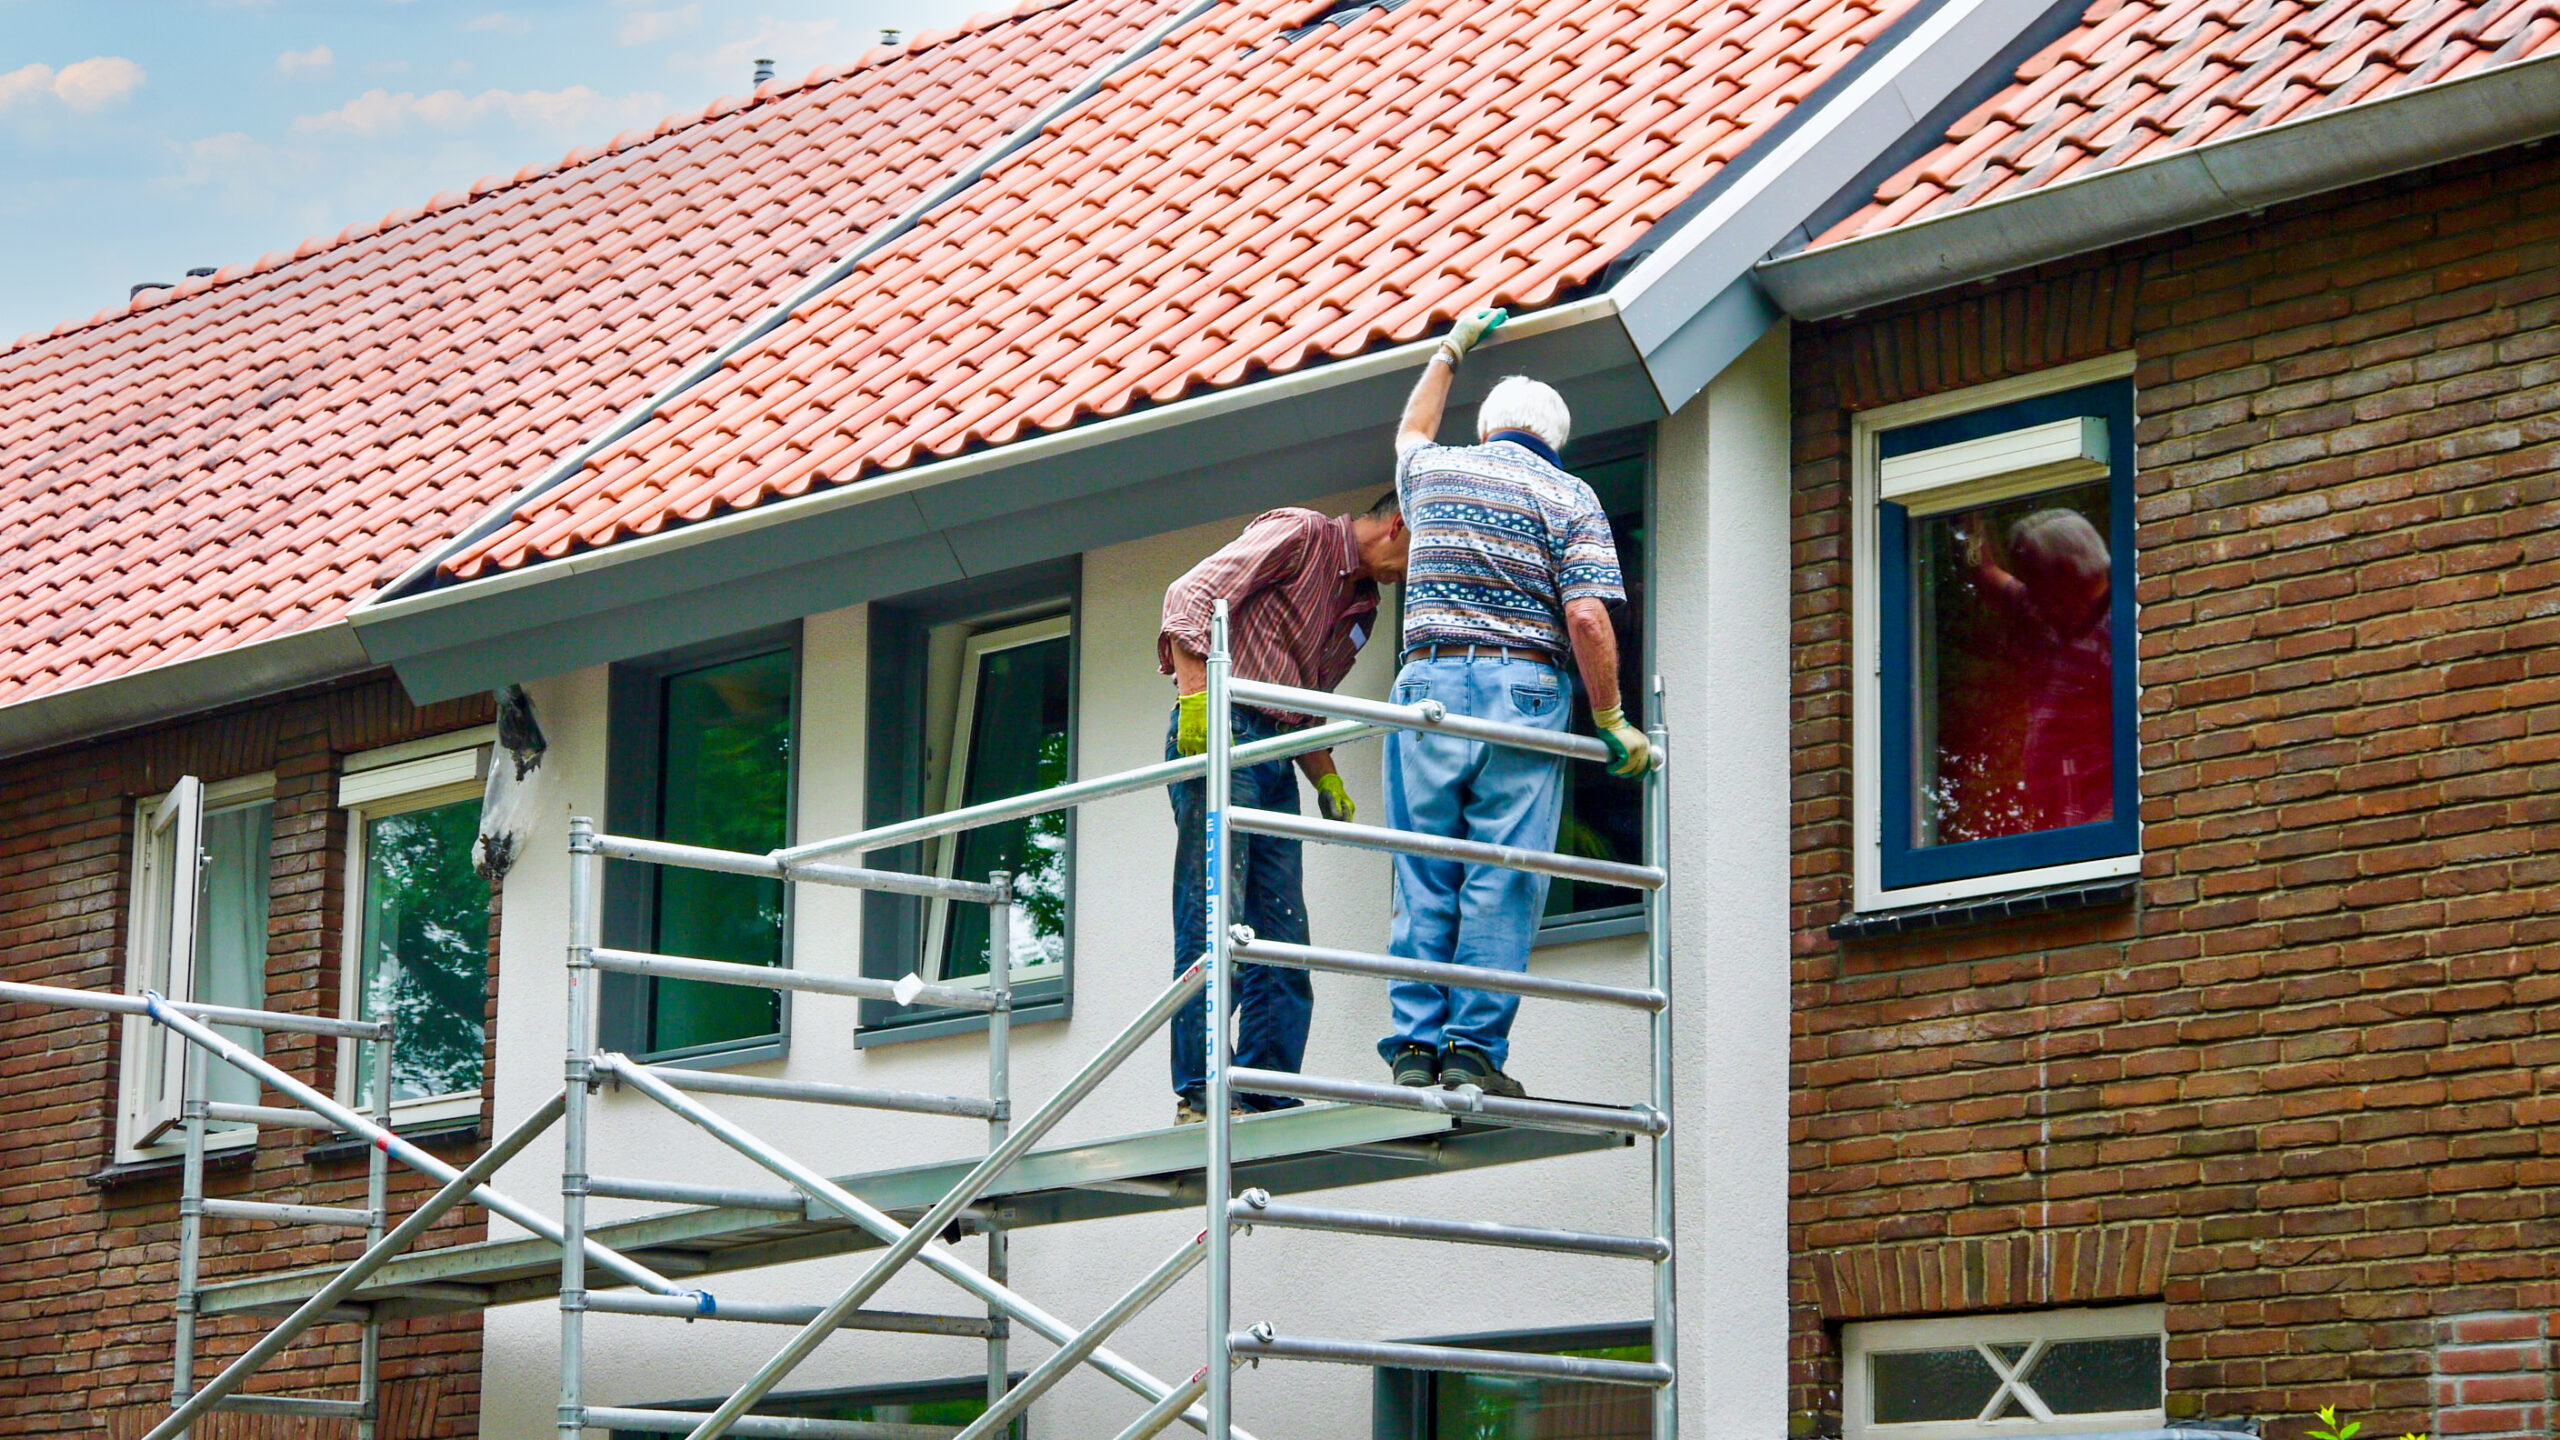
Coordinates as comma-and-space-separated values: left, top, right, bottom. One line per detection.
880, 28, 903, 45
752, 57, 775, 85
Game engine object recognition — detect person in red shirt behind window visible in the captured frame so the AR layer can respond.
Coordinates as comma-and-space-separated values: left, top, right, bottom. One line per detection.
1969, 506, 2113, 832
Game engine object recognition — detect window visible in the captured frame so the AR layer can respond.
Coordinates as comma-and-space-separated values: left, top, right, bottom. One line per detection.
924, 613, 1071, 988
862, 560, 1077, 1041
118, 774, 274, 1159
611, 1375, 1021, 1438
1852, 358, 2140, 911
603, 633, 799, 1065
1375, 1324, 1653, 1440
1543, 437, 1650, 934
1844, 1307, 2166, 1440
339, 734, 492, 1121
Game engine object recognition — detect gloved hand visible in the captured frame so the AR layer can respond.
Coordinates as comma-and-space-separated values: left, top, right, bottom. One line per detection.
1437, 306, 1508, 364
1592, 704, 1655, 778
1314, 773, 1356, 824
1174, 690, 1208, 756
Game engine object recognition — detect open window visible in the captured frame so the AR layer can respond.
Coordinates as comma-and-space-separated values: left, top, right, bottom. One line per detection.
1852, 359, 2140, 912
922, 613, 1072, 989
1541, 433, 1650, 939
339, 734, 492, 1123
118, 774, 275, 1159
1843, 1306, 2166, 1440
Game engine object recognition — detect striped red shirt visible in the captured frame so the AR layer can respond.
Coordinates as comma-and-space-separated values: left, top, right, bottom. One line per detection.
1159, 508, 1379, 725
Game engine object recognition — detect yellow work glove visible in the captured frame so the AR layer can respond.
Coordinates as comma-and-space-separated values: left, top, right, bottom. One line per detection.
1314, 773, 1355, 825
1174, 690, 1209, 756
1436, 306, 1508, 365
1593, 704, 1655, 778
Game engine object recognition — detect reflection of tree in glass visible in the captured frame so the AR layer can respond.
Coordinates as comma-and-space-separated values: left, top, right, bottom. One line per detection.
360, 799, 489, 1101
1435, 1342, 1652, 1440
651, 652, 794, 1051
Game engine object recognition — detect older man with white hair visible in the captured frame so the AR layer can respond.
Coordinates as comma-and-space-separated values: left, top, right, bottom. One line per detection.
1375, 306, 1653, 1099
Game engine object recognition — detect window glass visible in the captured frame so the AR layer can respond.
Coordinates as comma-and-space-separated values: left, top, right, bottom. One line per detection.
1433, 1342, 1651, 1439
2029, 1336, 2161, 1414
193, 799, 273, 1116
938, 624, 1071, 982
1546, 448, 1646, 924
613, 1378, 1018, 1439
651, 649, 794, 1053
1848, 1308, 2164, 1438
1910, 484, 2113, 847
1871, 1348, 2002, 1424
354, 797, 488, 1102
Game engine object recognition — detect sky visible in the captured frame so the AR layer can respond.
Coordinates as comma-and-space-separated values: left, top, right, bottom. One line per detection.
1, 0, 986, 342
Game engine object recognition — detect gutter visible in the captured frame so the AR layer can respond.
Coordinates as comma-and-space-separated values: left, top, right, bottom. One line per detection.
1755, 53, 2560, 320
0, 622, 371, 762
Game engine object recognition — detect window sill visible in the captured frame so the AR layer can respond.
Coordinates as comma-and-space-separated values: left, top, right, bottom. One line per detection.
91, 1144, 256, 1192
1534, 910, 1644, 948
857, 995, 1070, 1048
304, 1118, 482, 1166
1831, 878, 2134, 940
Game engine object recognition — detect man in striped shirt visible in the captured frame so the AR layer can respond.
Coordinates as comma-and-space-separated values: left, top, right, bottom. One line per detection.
1377, 306, 1654, 1101
1158, 495, 1410, 1124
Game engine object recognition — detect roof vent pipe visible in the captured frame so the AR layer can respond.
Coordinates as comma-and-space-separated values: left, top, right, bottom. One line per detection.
129, 282, 173, 298
752, 57, 775, 85
880, 28, 902, 44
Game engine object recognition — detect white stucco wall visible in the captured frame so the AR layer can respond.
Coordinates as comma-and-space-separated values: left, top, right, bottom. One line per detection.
478, 327, 1793, 1438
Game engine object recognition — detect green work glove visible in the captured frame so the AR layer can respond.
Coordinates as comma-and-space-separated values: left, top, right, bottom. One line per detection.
1592, 704, 1655, 779
1314, 773, 1355, 825
1174, 690, 1208, 756
1437, 306, 1508, 364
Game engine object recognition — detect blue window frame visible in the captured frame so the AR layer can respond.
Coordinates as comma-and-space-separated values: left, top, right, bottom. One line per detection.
1875, 380, 2137, 890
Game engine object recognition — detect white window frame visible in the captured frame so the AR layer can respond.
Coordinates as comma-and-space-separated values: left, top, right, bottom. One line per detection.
922, 613, 1072, 990
1844, 1305, 2167, 1440
117, 773, 275, 1162
337, 731, 494, 1126
1850, 352, 2144, 912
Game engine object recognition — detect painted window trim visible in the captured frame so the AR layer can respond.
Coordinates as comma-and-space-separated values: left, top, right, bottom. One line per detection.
1849, 354, 2144, 913
335, 729, 495, 1126
117, 772, 276, 1163
921, 612, 1074, 990
1843, 1304, 2168, 1440
602, 627, 803, 1070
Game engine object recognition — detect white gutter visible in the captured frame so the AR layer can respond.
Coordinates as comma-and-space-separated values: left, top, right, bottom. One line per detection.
1756, 52, 2560, 320
348, 295, 1624, 628
0, 622, 371, 762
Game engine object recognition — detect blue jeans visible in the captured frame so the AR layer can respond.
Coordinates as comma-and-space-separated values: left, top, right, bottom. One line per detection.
1377, 656, 1568, 1069
1168, 705, 1311, 1110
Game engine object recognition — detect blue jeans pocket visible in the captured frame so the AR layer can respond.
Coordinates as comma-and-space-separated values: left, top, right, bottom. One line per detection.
1394, 679, 1433, 705
1509, 683, 1560, 717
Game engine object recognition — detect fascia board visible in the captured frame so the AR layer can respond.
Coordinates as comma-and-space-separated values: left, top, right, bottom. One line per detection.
0, 622, 373, 762
1612, 0, 2072, 413
1755, 52, 2560, 320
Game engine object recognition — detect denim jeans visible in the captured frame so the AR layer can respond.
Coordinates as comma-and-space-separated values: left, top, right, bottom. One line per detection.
1376, 655, 1568, 1069
1168, 704, 1311, 1110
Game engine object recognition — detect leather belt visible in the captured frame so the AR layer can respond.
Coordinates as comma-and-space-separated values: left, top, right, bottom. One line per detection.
1400, 644, 1560, 667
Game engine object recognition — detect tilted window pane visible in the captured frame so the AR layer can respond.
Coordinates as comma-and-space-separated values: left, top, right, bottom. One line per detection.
1546, 454, 1646, 923
941, 633, 1071, 981
1909, 482, 2114, 848
195, 801, 273, 1115
2026, 1336, 2161, 1415
651, 650, 794, 1053
356, 797, 489, 1102
1870, 1347, 2002, 1423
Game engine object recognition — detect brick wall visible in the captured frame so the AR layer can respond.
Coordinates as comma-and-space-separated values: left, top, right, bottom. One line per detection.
1790, 146, 2560, 1437
0, 673, 496, 1438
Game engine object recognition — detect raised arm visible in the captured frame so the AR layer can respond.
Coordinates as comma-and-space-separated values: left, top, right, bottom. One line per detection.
1396, 306, 1508, 455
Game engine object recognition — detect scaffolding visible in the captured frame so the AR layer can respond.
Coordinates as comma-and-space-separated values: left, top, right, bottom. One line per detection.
3, 606, 1676, 1438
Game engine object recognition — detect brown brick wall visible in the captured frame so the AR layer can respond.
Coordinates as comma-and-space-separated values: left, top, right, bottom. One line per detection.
0, 673, 496, 1437
1790, 147, 2560, 1437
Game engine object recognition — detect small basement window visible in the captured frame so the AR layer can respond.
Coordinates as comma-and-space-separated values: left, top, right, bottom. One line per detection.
1843, 1306, 2165, 1440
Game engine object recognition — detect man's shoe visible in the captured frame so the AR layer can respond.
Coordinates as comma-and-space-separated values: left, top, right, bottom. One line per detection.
1176, 1098, 1249, 1125
1438, 1045, 1526, 1098
1388, 1043, 1440, 1087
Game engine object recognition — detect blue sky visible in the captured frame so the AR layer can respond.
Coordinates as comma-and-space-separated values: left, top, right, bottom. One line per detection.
1, 0, 985, 341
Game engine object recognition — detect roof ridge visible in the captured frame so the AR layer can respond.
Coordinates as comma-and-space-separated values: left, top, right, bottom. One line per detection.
0, 0, 1072, 364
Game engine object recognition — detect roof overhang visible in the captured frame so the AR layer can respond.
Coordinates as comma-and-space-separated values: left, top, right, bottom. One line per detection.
0, 622, 372, 762
1756, 52, 2560, 320
351, 0, 2068, 702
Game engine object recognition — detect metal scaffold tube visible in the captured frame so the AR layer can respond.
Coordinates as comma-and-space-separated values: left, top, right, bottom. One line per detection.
1224, 676, 1615, 764
562, 816, 596, 1440
1227, 1329, 1675, 1387
951, 1231, 1209, 1440
1646, 697, 1680, 1439
588, 946, 1002, 1013
1230, 934, 1666, 1011
1203, 603, 1237, 1440
984, 871, 1014, 1418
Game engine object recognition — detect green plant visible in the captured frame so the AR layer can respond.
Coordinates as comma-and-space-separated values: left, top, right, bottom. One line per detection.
2309, 1404, 2425, 1440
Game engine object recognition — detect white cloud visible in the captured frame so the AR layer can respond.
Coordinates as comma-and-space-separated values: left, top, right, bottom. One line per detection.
0, 56, 146, 115
463, 12, 531, 35
291, 85, 665, 140
616, 5, 699, 45
275, 46, 333, 77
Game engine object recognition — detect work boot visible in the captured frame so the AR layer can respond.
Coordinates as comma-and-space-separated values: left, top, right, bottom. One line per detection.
1438, 1045, 1525, 1098
1176, 1097, 1248, 1125
1388, 1043, 1440, 1088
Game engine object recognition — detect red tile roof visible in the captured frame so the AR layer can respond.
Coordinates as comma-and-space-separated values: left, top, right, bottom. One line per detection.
441, 0, 1915, 579
1817, 0, 2560, 244
0, 0, 1174, 710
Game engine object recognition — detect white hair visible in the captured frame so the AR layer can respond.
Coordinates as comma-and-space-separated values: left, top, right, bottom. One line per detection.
1476, 375, 1571, 452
